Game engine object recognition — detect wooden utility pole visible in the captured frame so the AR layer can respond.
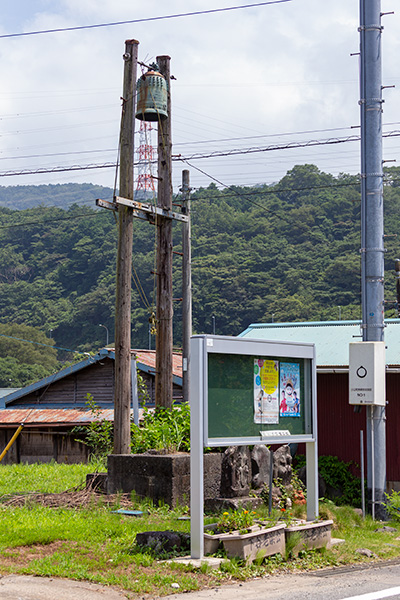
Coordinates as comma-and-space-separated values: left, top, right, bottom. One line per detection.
114, 39, 139, 454
155, 55, 173, 409
181, 169, 192, 404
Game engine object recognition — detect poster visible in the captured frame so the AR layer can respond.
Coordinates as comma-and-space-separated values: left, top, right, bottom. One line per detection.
279, 362, 301, 417
253, 359, 279, 424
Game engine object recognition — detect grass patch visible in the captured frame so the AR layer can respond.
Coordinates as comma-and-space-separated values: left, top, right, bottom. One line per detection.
0, 464, 399, 596
0, 460, 103, 495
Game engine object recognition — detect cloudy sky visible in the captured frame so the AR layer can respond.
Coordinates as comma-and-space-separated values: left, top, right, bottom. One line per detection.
0, 0, 398, 195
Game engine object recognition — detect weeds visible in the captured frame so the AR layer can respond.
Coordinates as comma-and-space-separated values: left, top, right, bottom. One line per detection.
383, 490, 400, 522
131, 402, 190, 454
295, 455, 362, 507
0, 463, 400, 597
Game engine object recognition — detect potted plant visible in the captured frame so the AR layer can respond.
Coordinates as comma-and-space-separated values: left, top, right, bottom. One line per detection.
204, 509, 286, 562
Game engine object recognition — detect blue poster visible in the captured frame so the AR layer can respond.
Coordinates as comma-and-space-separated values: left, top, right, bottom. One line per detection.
279, 362, 300, 417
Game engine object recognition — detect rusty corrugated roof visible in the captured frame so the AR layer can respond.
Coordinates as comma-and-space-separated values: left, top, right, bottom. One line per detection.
0, 408, 115, 427
134, 350, 182, 378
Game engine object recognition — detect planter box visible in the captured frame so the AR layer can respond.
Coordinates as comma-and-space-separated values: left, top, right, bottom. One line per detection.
204, 523, 286, 563
285, 519, 333, 554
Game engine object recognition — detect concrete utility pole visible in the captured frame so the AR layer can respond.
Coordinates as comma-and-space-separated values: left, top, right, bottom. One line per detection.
114, 39, 139, 454
155, 55, 173, 409
181, 169, 192, 404
359, 0, 386, 518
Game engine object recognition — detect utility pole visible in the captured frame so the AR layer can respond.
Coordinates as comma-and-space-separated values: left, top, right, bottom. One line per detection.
359, 0, 386, 518
181, 169, 192, 404
114, 39, 139, 454
155, 55, 173, 409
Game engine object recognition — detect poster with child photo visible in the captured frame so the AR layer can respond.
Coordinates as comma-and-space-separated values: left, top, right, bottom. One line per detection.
279, 362, 300, 417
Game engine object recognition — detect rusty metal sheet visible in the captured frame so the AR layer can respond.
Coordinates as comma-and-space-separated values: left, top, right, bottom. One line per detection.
134, 350, 182, 378
0, 408, 115, 426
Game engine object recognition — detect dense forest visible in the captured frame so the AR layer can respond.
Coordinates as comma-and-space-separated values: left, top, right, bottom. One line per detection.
1, 164, 400, 386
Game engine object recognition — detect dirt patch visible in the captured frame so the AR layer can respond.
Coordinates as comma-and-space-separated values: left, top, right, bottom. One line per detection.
0, 487, 134, 510
0, 540, 78, 568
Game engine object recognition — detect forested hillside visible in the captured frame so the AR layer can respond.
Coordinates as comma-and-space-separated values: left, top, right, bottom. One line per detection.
1, 164, 400, 386
0, 182, 113, 210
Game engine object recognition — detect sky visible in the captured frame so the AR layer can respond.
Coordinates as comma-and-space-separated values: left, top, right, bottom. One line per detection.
0, 0, 399, 196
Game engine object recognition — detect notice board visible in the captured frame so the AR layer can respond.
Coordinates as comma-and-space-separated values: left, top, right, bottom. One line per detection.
195, 335, 316, 446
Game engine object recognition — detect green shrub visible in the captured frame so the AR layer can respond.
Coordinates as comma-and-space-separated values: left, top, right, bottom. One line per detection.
131, 402, 190, 454
383, 490, 400, 522
295, 455, 362, 507
72, 393, 113, 461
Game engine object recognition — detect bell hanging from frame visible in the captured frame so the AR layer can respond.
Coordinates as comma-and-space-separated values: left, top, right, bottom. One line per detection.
135, 63, 168, 122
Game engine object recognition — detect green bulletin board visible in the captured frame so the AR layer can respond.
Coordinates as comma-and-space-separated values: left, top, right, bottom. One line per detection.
204, 338, 315, 444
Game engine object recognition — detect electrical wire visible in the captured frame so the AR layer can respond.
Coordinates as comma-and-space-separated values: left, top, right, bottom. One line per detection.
2, 130, 398, 178
181, 159, 292, 223
0, 211, 100, 230
1, 175, 400, 234
0, 1, 293, 39
0, 333, 93, 356
0, 163, 116, 177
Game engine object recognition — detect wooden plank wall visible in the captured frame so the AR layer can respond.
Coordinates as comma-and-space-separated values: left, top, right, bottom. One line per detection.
15, 359, 115, 407
12, 358, 182, 408
0, 428, 89, 464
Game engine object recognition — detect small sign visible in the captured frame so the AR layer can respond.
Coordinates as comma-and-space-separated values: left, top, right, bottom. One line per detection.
349, 342, 385, 406
261, 430, 291, 438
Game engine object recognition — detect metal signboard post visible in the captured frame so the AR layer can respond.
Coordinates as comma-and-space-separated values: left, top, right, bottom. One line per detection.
190, 335, 318, 559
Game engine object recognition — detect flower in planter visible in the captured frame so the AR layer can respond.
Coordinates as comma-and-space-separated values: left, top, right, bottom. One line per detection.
293, 490, 306, 505
215, 509, 257, 535
279, 508, 297, 526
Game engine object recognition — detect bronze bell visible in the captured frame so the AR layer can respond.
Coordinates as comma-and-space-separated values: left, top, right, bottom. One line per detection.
136, 64, 168, 122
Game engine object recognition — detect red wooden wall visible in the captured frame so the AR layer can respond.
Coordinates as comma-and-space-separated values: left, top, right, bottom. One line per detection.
314, 372, 400, 483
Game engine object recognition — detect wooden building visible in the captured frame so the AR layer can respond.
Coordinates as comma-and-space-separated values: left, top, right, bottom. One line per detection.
0, 349, 182, 464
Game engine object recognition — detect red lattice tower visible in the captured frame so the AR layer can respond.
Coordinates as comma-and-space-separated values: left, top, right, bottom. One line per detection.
135, 120, 156, 195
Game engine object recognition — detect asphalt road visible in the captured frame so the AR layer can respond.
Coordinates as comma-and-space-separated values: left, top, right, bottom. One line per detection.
0, 575, 127, 600
163, 561, 400, 600
1, 560, 400, 600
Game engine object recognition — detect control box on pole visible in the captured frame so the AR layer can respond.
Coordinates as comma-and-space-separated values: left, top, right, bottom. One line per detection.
349, 342, 385, 406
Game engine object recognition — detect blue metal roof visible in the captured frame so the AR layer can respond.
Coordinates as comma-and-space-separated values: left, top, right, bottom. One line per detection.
4, 353, 101, 407
239, 319, 400, 367
3, 348, 183, 408
0, 389, 21, 409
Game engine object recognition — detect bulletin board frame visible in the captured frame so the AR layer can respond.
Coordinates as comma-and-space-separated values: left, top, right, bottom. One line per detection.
200, 335, 317, 446
189, 335, 319, 559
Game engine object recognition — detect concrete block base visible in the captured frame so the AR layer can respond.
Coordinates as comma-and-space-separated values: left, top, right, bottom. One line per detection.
107, 452, 222, 507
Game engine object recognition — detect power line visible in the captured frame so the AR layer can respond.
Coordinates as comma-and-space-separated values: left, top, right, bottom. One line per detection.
205, 180, 361, 199
181, 134, 363, 161
1, 175, 400, 232
0, 130, 398, 180
0, 163, 116, 177
0, 1, 293, 39
0, 333, 92, 356
173, 125, 358, 146
0, 211, 100, 230
178, 130, 400, 160
182, 159, 293, 223
0, 149, 117, 162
